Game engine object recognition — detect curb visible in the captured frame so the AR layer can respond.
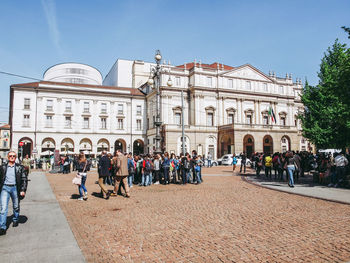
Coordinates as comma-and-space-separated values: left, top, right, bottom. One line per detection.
241, 175, 350, 206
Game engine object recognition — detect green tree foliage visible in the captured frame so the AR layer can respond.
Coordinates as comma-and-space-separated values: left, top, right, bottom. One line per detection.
299, 28, 350, 149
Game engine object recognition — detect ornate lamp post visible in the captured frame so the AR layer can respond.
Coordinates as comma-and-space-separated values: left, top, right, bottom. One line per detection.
148, 50, 173, 154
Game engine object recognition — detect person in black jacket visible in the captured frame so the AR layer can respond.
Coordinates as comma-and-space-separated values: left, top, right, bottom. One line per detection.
98, 151, 111, 199
0, 151, 28, 235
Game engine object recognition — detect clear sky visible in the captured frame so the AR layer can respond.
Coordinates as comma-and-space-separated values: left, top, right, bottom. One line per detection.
0, 0, 349, 122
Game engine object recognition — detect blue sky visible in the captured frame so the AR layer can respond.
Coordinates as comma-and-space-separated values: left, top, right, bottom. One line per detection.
0, 0, 349, 122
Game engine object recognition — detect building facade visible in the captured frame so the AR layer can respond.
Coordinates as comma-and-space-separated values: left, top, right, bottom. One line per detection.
10, 60, 309, 159
0, 124, 11, 158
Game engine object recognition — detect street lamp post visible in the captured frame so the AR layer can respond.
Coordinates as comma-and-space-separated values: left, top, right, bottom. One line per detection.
47, 142, 51, 170
148, 50, 173, 154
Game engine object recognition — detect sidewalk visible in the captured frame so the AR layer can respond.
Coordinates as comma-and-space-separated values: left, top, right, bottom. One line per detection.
0, 171, 85, 262
242, 170, 350, 205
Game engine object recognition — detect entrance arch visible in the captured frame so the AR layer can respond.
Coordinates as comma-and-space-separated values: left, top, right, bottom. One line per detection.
281, 135, 291, 153
18, 137, 33, 159
114, 139, 126, 153
97, 139, 110, 154
243, 134, 254, 158
133, 139, 144, 155
79, 138, 92, 154
263, 135, 273, 154
220, 135, 232, 156
60, 138, 74, 154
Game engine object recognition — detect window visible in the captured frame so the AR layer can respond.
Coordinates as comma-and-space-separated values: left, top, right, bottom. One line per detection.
136, 119, 142, 130
66, 68, 85, 74
83, 102, 90, 113
100, 103, 107, 114
228, 79, 233, 89
65, 101, 72, 112
117, 118, 123, 129
263, 83, 268, 92
246, 81, 251, 90
23, 115, 30, 127
280, 116, 286, 126
137, 105, 142, 115
175, 113, 181, 125
65, 116, 71, 128
176, 77, 181, 86
301, 138, 305, 144
207, 112, 214, 126
83, 117, 89, 129
24, 98, 30, 109
3, 141, 7, 148
279, 86, 284, 94
263, 115, 269, 125
46, 115, 53, 127
101, 117, 107, 129
46, 99, 53, 111
206, 77, 212, 87
118, 104, 124, 115
246, 114, 252, 124
228, 113, 234, 124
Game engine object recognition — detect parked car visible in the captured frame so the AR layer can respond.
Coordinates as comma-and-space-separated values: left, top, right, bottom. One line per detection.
217, 154, 231, 165
219, 154, 252, 166
204, 159, 218, 167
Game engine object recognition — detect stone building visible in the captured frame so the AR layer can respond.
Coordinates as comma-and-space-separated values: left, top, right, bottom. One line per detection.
0, 124, 10, 158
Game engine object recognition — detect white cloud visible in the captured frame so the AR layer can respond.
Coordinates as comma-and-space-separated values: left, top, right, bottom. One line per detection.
41, 0, 64, 56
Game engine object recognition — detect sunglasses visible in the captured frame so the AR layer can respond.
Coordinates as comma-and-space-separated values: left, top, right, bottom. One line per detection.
8, 155, 16, 158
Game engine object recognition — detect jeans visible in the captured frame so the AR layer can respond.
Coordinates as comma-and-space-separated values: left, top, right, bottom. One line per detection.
78, 176, 87, 197
240, 163, 246, 173
196, 170, 201, 183
0, 185, 19, 229
181, 169, 187, 184
336, 166, 346, 184
163, 167, 169, 183
143, 173, 150, 186
187, 169, 192, 183
207, 160, 211, 167
265, 166, 272, 178
287, 165, 295, 186
128, 173, 134, 187
149, 172, 153, 185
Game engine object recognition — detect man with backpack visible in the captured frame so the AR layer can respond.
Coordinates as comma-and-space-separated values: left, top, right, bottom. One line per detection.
127, 153, 135, 188
142, 154, 154, 186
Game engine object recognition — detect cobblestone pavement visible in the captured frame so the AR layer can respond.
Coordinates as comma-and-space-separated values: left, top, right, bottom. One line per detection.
47, 167, 350, 263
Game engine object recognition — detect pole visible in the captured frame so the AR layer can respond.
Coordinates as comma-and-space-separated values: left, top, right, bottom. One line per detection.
181, 90, 185, 155
155, 53, 162, 154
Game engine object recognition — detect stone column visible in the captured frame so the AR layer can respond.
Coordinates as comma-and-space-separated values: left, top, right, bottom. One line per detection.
257, 100, 261, 125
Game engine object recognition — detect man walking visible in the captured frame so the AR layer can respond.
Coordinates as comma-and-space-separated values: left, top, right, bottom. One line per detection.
240, 152, 247, 174
0, 151, 28, 235
207, 152, 212, 168
98, 151, 111, 199
113, 150, 130, 198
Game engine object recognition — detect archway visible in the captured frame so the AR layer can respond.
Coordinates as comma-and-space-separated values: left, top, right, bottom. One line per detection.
243, 135, 254, 158
18, 137, 33, 159
79, 138, 92, 154
263, 135, 273, 154
281, 135, 291, 153
133, 139, 144, 155
220, 135, 232, 156
41, 138, 56, 156
97, 139, 110, 154
60, 138, 74, 154
114, 139, 126, 153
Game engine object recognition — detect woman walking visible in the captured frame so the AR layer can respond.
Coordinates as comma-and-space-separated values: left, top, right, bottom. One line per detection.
77, 153, 89, 200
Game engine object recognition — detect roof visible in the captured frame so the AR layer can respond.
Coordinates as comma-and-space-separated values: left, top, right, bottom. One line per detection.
11, 81, 145, 96
176, 62, 234, 71
0, 124, 10, 129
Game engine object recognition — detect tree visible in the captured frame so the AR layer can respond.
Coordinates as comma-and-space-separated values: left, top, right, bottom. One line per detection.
299, 28, 350, 150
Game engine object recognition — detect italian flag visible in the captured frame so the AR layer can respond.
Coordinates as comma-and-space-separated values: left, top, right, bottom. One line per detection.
268, 106, 277, 124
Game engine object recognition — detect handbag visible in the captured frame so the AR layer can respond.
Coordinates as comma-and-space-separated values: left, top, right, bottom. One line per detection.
72, 174, 82, 185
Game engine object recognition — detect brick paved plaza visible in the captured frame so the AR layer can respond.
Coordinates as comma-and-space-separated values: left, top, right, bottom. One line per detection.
47, 167, 350, 262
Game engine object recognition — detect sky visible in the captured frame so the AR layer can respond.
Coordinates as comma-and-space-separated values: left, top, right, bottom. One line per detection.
0, 0, 349, 123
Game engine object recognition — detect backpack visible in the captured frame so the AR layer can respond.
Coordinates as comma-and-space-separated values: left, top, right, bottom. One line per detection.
144, 160, 153, 174
184, 159, 190, 170
128, 160, 135, 174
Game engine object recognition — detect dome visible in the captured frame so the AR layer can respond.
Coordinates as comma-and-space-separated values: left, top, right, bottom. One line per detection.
43, 63, 103, 85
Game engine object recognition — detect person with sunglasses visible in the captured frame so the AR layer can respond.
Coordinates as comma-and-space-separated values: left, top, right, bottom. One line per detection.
0, 151, 28, 235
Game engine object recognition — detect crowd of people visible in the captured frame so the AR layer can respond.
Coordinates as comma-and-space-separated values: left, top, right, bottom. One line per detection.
236, 150, 349, 188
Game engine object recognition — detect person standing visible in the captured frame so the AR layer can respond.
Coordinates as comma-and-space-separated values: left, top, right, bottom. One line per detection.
98, 151, 111, 199
0, 151, 28, 235
207, 152, 212, 168
76, 153, 89, 201
113, 150, 130, 198
127, 153, 135, 188
162, 152, 170, 185
21, 154, 31, 177
334, 151, 349, 187
264, 153, 272, 179
285, 151, 296, 188
232, 154, 237, 172
153, 154, 161, 185
240, 152, 247, 173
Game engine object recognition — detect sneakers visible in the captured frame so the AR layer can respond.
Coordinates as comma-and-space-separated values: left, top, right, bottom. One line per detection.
154, 181, 160, 185
83, 192, 88, 200
13, 221, 19, 227
0, 228, 6, 235
328, 183, 333, 187
78, 197, 84, 201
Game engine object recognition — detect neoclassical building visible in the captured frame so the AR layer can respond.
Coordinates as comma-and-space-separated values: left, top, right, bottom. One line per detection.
10, 59, 309, 159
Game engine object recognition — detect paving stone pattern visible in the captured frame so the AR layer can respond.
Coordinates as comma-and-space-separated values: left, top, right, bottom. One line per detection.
47, 167, 350, 263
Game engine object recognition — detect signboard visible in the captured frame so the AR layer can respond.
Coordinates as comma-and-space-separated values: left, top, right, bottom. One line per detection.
19, 141, 24, 147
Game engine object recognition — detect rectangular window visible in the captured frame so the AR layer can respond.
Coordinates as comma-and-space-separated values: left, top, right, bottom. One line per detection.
207, 112, 213, 126
228, 79, 233, 89
65, 101, 72, 112
118, 104, 124, 115
207, 77, 212, 87
246, 115, 252, 124
246, 81, 251, 90
83, 117, 89, 129
136, 119, 141, 130
83, 102, 89, 113
46, 115, 53, 127
24, 98, 30, 109
263, 115, 269, 125
137, 105, 142, 115
101, 103, 107, 114
228, 113, 234, 124
3, 141, 7, 148
175, 113, 181, 125
176, 77, 181, 86
280, 117, 286, 126
65, 116, 71, 128
46, 99, 53, 111
263, 83, 268, 92
117, 118, 123, 129
279, 86, 284, 94
23, 115, 30, 127
101, 117, 107, 129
